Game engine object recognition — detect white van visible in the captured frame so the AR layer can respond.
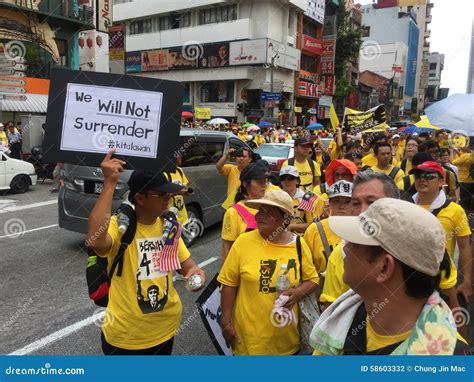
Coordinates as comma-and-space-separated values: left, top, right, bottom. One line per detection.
0, 151, 37, 193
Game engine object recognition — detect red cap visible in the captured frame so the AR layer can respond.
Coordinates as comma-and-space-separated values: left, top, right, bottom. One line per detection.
325, 159, 358, 186
409, 161, 445, 178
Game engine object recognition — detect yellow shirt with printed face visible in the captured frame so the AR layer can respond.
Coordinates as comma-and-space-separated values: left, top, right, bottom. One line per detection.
221, 164, 241, 209
218, 231, 319, 355
282, 159, 321, 191
166, 168, 189, 224
221, 201, 258, 242
98, 216, 190, 350
303, 218, 341, 273
370, 165, 405, 185
452, 153, 474, 183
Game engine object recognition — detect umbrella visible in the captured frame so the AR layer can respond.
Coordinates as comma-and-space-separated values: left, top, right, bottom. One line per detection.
258, 121, 273, 128
206, 118, 229, 125
246, 125, 260, 133
181, 111, 193, 119
425, 94, 474, 135
307, 123, 324, 130
242, 123, 255, 128
414, 115, 442, 130
402, 124, 436, 135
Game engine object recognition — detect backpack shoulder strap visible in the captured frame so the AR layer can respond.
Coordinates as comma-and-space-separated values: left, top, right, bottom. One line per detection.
403, 176, 411, 191
388, 166, 401, 180
431, 200, 452, 218
401, 158, 407, 172
343, 304, 367, 355
288, 157, 295, 166
320, 183, 326, 194
315, 220, 331, 260
296, 236, 303, 281
361, 165, 371, 172
307, 159, 315, 176
231, 203, 257, 231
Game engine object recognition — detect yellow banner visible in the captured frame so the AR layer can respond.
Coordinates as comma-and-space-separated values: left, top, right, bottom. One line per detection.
195, 107, 211, 120
329, 104, 339, 132
398, 0, 427, 6
294, 106, 302, 113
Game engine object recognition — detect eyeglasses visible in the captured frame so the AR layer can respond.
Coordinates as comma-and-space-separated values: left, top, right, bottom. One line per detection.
406, 144, 418, 148
280, 175, 297, 181
414, 172, 438, 181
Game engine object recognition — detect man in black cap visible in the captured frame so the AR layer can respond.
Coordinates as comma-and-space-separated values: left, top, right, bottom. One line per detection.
282, 137, 321, 191
87, 150, 205, 355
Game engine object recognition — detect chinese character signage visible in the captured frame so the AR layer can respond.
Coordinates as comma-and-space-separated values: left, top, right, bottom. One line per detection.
305, 0, 325, 25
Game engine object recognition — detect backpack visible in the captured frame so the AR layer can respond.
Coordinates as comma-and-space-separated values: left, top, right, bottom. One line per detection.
288, 157, 316, 186
86, 203, 137, 307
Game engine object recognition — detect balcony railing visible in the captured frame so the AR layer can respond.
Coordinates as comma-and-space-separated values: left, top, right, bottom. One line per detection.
0, 0, 94, 27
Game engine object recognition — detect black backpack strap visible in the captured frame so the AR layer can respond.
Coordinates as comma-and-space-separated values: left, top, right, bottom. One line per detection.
108, 204, 137, 282
307, 159, 316, 178
343, 304, 367, 355
401, 158, 407, 172
361, 165, 371, 172
288, 157, 295, 166
296, 236, 303, 282
320, 183, 326, 194
403, 176, 411, 191
388, 166, 401, 180
431, 200, 452, 217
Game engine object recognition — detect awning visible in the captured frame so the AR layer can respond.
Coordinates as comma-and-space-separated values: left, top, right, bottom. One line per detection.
0, 94, 48, 113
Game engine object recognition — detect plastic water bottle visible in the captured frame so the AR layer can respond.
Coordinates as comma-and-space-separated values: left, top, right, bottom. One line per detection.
185, 274, 203, 291
117, 212, 130, 234
275, 264, 290, 296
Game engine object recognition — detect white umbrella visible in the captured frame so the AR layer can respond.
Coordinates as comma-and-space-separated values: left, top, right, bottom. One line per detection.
425, 94, 474, 135
206, 118, 230, 125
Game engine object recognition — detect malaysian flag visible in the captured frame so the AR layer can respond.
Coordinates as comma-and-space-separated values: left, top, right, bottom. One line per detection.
298, 191, 318, 212
159, 220, 182, 272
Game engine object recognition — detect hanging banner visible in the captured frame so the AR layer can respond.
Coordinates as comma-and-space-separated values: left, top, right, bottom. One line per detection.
42, 68, 183, 172
109, 24, 125, 61
96, 0, 112, 33
343, 105, 387, 134
322, 75, 334, 96
195, 107, 211, 120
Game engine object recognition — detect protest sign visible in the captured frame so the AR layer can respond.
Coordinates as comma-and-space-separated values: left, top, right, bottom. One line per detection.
343, 105, 386, 134
42, 68, 183, 172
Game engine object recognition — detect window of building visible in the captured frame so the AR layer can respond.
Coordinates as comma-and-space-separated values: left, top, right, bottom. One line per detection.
302, 16, 317, 38
429, 63, 437, 70
129, 18, 152, 34
199, 4, 237, 25
200, 81, 234, 103
429, 73, 436, 77
159, 12, 192, 30
54, 38, 68, 66
362, 26, 370, 37
301, 54, 317, 73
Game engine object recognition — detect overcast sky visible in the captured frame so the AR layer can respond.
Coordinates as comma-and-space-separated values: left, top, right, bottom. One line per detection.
357, 0, 473, 95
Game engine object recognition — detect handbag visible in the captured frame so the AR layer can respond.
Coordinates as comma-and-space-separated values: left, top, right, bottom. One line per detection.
296, 236, 321, 354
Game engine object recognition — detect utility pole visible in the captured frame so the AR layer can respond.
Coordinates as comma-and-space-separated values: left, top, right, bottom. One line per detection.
265, 46, 280, 119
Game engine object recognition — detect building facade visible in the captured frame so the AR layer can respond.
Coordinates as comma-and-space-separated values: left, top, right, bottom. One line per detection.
467, 19, 474, 94
113, 0, 312, 123
426, 51, 444, 101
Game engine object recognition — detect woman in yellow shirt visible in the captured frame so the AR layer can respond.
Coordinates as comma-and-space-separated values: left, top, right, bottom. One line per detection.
400, 137, 420, 174
218, 189, 319, 355
221, 160, 269, 261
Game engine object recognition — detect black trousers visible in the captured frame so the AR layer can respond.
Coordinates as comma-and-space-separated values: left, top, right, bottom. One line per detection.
459, 183, 474, 211
101, 332, 174, 355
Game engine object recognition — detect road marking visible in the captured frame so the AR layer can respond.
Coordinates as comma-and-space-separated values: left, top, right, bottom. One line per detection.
0, 200, 57, 214
9, 256, 220, 355
0, 224, 58, 240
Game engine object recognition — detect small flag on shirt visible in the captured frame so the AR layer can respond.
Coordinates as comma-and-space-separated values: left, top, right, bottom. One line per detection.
298, 191, 318, 212
159, 219, 182, 272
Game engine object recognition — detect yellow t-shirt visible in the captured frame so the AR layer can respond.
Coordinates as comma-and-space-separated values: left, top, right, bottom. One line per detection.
165, 168, 189, 224
363, 153, 400, 168
288, 189, 313, 228
319, 243, 348, 303
312, 185, 329, 219
303, 218, 341, 273
370, 165, 405, 185
98, 216, 190, 350
452, 153, 474, 183
238, 133, 247, 141
221, 164, 241, 209
328, 140, 337, 154
218, 231, 319, 355
221, 201, 258, 242
0, 131, 7, 145
282, 159, 321, 191
394, 145, 405, 162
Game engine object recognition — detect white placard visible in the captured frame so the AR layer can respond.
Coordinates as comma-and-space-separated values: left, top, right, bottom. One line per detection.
229, 39, 267, 66
60, 83, 162, 159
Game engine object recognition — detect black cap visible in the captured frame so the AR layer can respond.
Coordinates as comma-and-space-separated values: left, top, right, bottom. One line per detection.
128, 170, 184, 202
294, 137, 312, 147
240, 160, 270, 181
412, 152, 434, 167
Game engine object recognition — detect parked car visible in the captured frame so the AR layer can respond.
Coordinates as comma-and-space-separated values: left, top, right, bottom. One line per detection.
0, 151, 37, 193
255, 143, 294, 181
58, 129, 250, 246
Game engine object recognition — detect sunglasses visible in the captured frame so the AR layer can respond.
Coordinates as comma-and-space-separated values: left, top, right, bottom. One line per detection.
280, 175, 297, 181
414, 172, 439, 181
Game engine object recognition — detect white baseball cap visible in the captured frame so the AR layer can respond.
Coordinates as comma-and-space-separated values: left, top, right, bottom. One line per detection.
328, 180, 353, 199
392, 134, 401, 139
279, 165, 299, 178
328, 198, 445, 277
